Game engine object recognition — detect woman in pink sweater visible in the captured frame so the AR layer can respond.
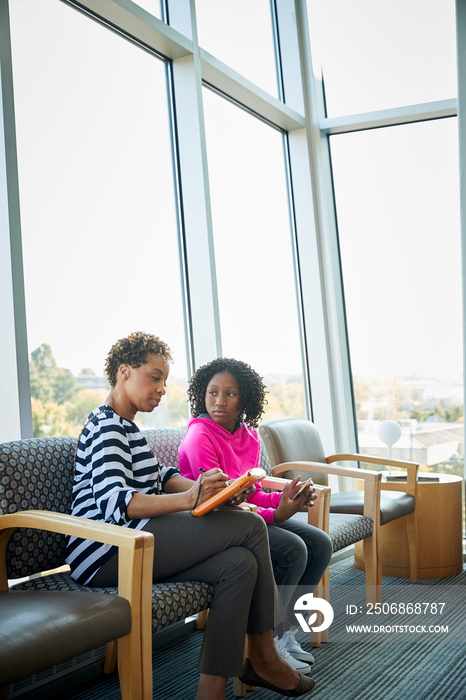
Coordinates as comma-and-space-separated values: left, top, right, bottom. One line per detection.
178, 358, 333, 673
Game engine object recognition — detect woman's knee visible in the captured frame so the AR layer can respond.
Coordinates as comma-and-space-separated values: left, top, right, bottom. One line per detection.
269, 528, 308, 579
216, 546, 259, 589
235, 547, 259, 578
314, 528, 333, 563
229, 509, 269, 543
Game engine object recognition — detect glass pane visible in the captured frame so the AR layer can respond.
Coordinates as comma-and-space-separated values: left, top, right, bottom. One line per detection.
331, 119, 463, 480
202, 88, 306, 421
196, 0, 278, 97
307, 0, 457, 117
131, 0, 162, 19
10, 0, 188, 436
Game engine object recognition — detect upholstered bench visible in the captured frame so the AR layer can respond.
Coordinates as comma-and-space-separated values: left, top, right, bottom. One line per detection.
0, 430, 213, 697
0, 425, 376, 693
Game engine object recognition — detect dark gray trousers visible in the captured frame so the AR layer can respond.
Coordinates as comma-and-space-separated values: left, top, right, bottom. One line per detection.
92, 508, 285, 676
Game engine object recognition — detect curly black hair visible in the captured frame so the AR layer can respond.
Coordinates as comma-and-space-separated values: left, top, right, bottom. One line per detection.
104, 331, 173, 387
187, 357, 267, 429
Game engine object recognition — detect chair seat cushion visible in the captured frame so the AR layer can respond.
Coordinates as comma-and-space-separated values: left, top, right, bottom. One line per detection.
291, 511, 374, 552
330, 490, 415, 526
11, 571, 214, 635
0, 590, 131, 686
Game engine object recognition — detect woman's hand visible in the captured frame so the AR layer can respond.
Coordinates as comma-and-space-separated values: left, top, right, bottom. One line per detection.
127, 470, 228, 518
273, 476, 317, 524
227, 484, 256, 507
188, 468, 229, 509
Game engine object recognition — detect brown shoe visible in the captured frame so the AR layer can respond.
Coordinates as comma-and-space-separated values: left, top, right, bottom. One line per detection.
239, 658, 315, 697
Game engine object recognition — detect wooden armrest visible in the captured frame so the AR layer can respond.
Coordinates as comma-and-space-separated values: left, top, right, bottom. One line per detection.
307, 484, 331, 531
261, 476, 291, 490
272, 460, 381, 482
327, 453, 419, 473
262, 475, 331, 495
272, 462, 381, 524
0, 511, 153, 550
0, 511, 154, 605
327, 454, 419, 492
0, 513, 155, 698
261, 477, 331, 532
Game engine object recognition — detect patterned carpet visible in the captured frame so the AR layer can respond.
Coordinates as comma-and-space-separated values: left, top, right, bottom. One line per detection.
12, 555, 466, 700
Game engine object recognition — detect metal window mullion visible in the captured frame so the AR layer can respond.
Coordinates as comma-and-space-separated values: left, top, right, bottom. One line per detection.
168, 39, 221, 370
272, 0, 327, 433
0, 0, 32, 440
455, 0, 466, 491
62, 0, 193, 59
274, 0, 354, 452
320, 98, 457, 136
287, 0, 357, 454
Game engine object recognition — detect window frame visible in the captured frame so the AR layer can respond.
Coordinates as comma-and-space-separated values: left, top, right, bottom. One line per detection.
0, 0, 463, 475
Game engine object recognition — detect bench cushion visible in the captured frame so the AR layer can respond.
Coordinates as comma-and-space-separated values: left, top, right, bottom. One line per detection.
0, 590, 131, 686
11, 571, 213, 635
330, 490, 415, 526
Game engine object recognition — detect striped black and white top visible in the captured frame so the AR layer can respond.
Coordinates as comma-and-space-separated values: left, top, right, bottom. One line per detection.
65, 405, 179, 585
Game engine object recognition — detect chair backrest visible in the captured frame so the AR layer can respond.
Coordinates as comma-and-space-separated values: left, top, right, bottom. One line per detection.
0, 428, 186, 582
142, 428, 186, 468
259, 418, 329, 486
258, 436, 274, 475
0, 436, 77, 580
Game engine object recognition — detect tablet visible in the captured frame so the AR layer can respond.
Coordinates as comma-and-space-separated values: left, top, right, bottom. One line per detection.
192, 467, 266, 517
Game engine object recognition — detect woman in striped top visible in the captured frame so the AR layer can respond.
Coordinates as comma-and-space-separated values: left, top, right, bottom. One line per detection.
65, 332, 315, 700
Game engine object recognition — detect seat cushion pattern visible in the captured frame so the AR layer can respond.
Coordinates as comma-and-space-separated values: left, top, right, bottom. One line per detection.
259, 437, 274, 476
0, 437, 77, 578
11, 572, 214, 635
291, 511, 374, 553
142, 428, 185, 469
328, 513, 374, 551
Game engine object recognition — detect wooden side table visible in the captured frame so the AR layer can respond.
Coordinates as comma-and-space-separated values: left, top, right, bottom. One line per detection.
354, 473, 463, 578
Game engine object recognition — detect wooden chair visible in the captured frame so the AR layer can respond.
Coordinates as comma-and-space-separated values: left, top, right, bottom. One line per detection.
259, 441, 381, 646
0, 434, 214, 699
260, 418, 420, 602
0, 510, 154, 700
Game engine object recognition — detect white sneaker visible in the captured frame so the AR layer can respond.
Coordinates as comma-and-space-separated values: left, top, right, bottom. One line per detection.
280, 629, 315, 665
273, 637, 312, 675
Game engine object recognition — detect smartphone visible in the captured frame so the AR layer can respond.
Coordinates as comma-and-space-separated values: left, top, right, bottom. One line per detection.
291, 477, 313, 501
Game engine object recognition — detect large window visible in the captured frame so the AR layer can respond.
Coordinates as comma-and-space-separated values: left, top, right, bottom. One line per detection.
2, 0, 464, 486
332, 118, 463, 478
10, 0, 188, 435
307, 0, 457, 117
195, 0, 278, 97
202, 89, 306, 420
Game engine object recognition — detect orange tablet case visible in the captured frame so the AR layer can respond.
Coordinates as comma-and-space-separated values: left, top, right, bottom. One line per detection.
192, 467, 266, 517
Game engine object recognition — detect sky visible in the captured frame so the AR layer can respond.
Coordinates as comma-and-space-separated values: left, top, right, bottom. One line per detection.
7, 0, 461, 387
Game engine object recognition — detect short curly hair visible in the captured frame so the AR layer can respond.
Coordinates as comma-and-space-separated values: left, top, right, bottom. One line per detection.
104, 331, 173, 387
187, 357, 267, 429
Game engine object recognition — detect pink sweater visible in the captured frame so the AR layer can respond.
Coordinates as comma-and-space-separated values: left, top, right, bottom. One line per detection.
178, 416, 281, 524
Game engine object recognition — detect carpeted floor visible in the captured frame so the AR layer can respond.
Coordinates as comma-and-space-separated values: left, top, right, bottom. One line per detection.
16, 555, 466, 700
